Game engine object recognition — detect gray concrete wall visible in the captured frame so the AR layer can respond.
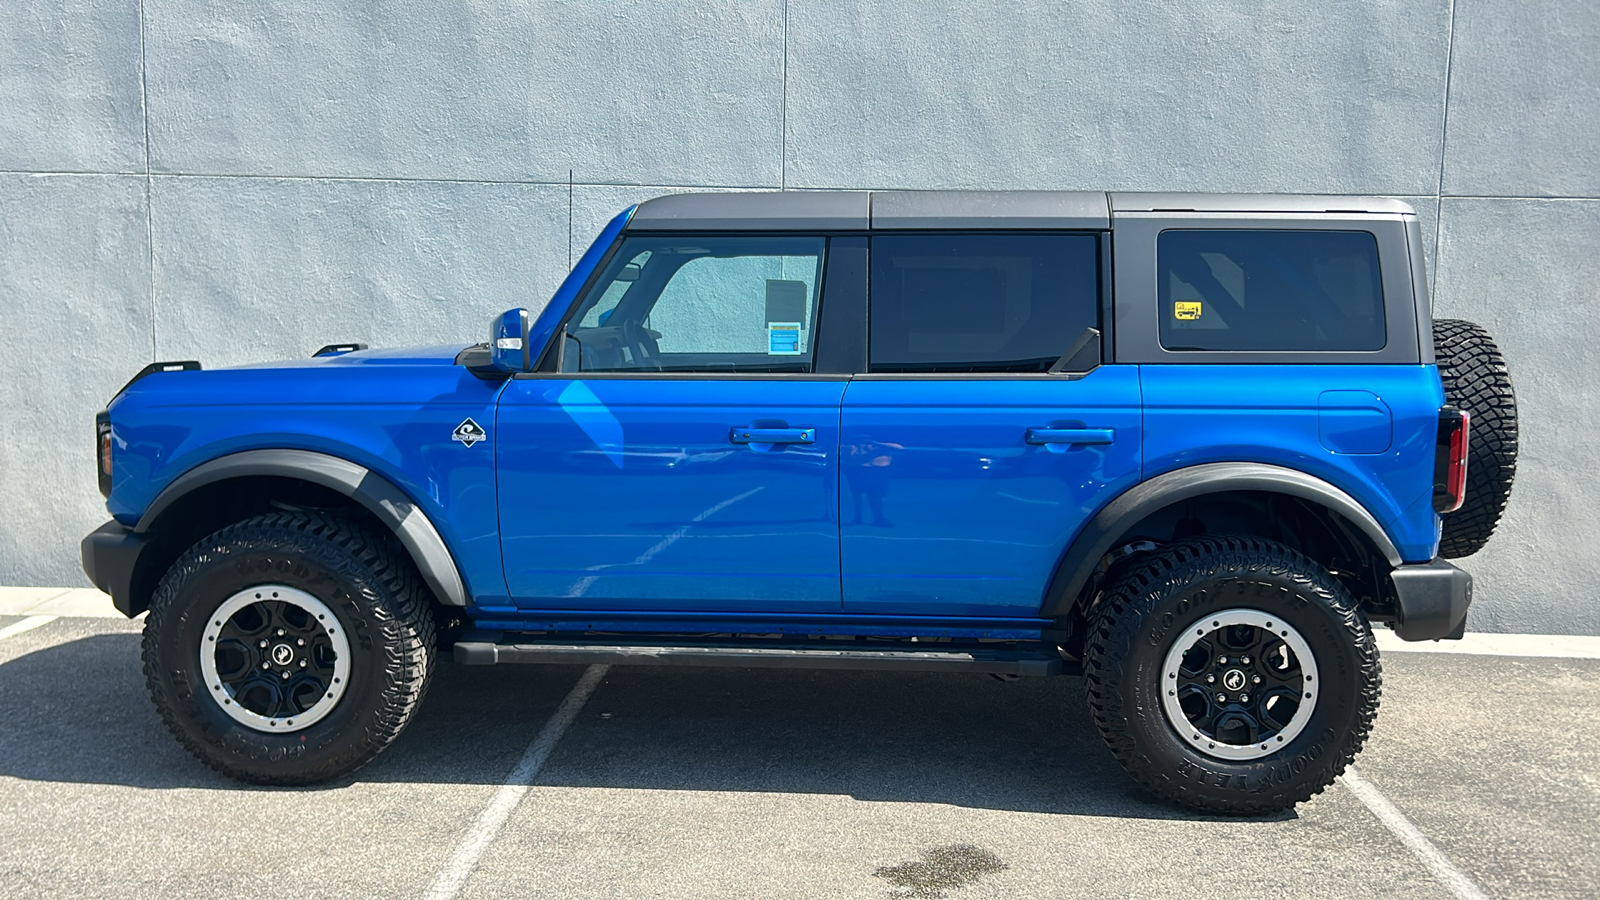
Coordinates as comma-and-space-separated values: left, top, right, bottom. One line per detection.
2, 1, 1595, 634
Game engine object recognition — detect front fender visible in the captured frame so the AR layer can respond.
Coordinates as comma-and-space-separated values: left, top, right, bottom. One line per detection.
138, 449, 468, 607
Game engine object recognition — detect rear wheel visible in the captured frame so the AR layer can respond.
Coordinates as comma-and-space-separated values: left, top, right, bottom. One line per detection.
1083, 536, 1381, 815
143, 511, 436, 784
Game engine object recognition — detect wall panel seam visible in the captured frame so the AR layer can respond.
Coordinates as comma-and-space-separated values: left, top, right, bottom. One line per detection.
1433, 0, 1459, 283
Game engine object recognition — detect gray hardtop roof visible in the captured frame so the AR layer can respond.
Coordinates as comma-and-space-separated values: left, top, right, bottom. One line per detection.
1110, 192, 1416, 215
626, 190, 1412, 233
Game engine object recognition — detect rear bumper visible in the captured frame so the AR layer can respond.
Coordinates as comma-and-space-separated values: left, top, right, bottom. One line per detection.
80, 521, 149, 618
1389, 558, 1473, 641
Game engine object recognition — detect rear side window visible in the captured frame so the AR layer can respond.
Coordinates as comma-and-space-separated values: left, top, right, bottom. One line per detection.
868, 233, 1100, 373
1158, 230, 1386, 352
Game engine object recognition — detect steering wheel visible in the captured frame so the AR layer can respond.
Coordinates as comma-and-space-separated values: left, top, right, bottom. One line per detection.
621, 319, 662, 371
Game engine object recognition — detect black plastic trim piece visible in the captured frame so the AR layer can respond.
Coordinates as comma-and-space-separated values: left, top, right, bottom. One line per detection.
454, 638, 1064, 675
1048, 327, 1102, 375
1389, 559, 1472, 641
80, 521, 149, 618
116, 360, 199, 400
1039, 462, 1405, 618
95, 411, 112, 498
313, 342, 368, 357
813, 236, 868, 374
136, 449, 468, 606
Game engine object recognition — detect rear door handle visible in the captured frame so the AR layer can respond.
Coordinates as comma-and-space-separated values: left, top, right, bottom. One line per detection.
730, 427, 815, 445
1026, 427, 1114, 446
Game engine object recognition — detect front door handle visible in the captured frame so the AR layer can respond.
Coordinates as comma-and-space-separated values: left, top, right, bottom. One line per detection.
730, 427, 815, 445
1026, 427, 1114, 446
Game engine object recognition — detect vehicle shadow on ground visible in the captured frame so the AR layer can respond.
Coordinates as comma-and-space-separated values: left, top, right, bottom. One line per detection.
0, 634, 1286, 823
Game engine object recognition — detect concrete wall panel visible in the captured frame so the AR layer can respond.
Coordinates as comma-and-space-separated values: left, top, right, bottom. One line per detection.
786, 0, 1451, 194
0, 174, 151, 586
151, 176, 570, 368
144, 1, 784, 186
1433, 198, 1600, 634
0, 1, 145, 173
1443, 1, 1600, 197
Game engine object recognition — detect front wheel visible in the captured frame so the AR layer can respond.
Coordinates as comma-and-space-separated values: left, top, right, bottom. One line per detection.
142, 512, 436, 784
1083, 536, 1381, 815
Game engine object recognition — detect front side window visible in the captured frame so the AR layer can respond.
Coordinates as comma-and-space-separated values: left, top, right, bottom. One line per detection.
868, 233, 1101, 373
1157, 230, 1386, 352
563, 236, 825, 373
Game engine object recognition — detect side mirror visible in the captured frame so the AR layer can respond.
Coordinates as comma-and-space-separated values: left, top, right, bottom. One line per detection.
490, 308, 531, 373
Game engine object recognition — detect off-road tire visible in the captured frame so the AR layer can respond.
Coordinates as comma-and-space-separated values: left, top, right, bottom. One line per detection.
143, 511, 436, 784
1433, 318, 1518, 559
1083, 536, 1381, 815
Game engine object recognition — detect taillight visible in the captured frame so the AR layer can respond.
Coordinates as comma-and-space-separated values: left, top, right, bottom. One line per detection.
96, 411, 113, 498
1433, 407, 1469, 513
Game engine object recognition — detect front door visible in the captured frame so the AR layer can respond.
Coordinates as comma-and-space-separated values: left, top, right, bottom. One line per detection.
497, 234, 845, 613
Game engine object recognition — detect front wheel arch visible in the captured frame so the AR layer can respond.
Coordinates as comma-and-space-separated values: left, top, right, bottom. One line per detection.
124, 450, 468, 616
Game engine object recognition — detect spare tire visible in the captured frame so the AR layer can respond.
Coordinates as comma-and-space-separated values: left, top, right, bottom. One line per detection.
1433, 319, 1518, 558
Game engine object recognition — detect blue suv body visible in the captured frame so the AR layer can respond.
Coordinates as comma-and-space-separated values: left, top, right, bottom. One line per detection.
82, 191, 1514, 814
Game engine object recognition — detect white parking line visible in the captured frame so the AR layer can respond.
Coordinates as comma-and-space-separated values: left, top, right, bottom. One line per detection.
1375, 629, 1600, 659
0, 616, 59, 641
1342, 766, 1490, 900
424, 664, 611, 900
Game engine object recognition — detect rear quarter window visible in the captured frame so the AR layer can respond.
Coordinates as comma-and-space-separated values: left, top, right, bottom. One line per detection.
1157, 230, 1386, 352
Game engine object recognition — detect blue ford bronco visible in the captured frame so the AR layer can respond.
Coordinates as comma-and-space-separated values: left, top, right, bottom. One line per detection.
82, 192, 1518, 814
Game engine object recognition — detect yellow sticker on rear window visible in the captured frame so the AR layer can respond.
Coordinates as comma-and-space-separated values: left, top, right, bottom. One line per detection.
1174, 301, 1202, 320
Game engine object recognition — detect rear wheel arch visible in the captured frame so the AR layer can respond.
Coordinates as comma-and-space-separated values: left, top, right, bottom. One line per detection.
1041, 463, 1403, 627
127, 450, 468, 616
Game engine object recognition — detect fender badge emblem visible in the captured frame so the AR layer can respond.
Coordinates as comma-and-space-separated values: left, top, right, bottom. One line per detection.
452, 418, 487, 447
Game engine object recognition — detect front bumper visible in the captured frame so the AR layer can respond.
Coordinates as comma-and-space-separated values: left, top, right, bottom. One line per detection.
1389, 558, 1473, 641
80, 521, 150, 618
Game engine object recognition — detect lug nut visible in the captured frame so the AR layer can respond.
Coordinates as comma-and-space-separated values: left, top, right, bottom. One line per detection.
276, 629, 286, 637
1215, 693, 1227, 704
299, 660, 307, 668
259, 640, 268, 649
280, 671, 291, 680
1218, 656, 1228, 664
261, 662, 270, 670
1253, 675, 1262, 684
1206, 675, 1216, 683
1241, 656, 1252, 665
296, 638, 305, 647
1240, 693, 1251, 703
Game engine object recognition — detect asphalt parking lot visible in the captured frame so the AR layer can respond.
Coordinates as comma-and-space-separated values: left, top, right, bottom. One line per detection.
1, 610, 1596, 900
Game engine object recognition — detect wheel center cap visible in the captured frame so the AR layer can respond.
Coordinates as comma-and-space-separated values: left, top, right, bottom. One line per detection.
270, 643, 295, 667
1222, 668, 1247, 691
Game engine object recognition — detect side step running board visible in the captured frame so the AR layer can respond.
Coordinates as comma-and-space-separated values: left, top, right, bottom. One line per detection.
453, 639, 1065, 677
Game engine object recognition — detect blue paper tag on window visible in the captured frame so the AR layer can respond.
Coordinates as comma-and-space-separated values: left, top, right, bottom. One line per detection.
768, 322, 802, 355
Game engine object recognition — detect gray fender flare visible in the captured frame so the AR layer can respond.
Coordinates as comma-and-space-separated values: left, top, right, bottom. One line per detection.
137, 449, 468, 606
1040, 462, 1404, 619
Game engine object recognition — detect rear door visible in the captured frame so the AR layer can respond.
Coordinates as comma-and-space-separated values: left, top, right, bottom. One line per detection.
839, 232, 1142, 617
497, 235, 847, 613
